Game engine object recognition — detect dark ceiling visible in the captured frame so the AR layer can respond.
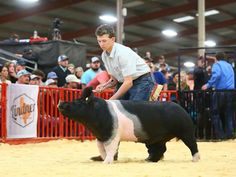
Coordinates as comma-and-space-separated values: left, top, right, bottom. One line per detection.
0, 0, 236, 67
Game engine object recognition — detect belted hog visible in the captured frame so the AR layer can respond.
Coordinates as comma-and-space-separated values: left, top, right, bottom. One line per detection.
58, 87, 200, 164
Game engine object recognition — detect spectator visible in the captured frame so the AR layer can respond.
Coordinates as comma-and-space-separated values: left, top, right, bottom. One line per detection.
193, 56, 208, 90
0, 66, 11, 84
15, 59, 26, 73
202, 52, 235, 139
81, 56, 102, 89
93, 24, 155, 162
45, 79, 58, 88
87, 71, 110, 89
52, 54, 71, 87
16, 69, 30, 84
65, 74, 80, 89
29, 74, 41, 85
75, 66, 84, 80
32, 69, 45, 85
47, 71, 58, 80
155, 55, 170, 72
68, 63, 75, 74
4, 61, 17, 83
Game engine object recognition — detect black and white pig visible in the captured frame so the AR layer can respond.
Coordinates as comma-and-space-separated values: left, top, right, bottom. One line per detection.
58, 87, 200, 164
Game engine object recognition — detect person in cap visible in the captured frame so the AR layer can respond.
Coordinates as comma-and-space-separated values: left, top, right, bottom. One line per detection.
16, 69, 30, 84
45, 79, 58, 88
32, 69, 45, 86
51, 54, 71, 87
47, 71, 58, 80
65, 74, 80, 89
81, 56, 103, 89
29, 74, 41, 85
15, 59, 26, 73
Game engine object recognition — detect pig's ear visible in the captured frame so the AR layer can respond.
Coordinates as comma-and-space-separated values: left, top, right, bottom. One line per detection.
81, 87, 94, 101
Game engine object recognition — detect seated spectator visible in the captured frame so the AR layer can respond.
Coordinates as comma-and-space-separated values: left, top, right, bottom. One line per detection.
47, 71, 58, 84
45, 79, 58, 88
65, 74, 80, 89
52, 54, 71, 87
68, 63, 75, 74
32, 69, 45, 85
16, 69, 30, 84
15, 59, 26, 73
29, 74, 41, 85
87, 71, 110, 89
81, 56, 103, 89
0, 66, 11, 84
4, 61, 17, 83
75, 67, 84, 80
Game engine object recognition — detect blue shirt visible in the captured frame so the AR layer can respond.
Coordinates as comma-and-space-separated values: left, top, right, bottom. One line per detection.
207, 60, 235, 89
153, 71, 167, 85
81, 68, 102, 85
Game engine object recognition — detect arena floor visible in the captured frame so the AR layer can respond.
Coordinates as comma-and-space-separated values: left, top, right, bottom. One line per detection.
0, 139, 235, 177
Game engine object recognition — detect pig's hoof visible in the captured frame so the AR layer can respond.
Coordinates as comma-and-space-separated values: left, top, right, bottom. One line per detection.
192, 152, 200, 162
103, 159, 114, 164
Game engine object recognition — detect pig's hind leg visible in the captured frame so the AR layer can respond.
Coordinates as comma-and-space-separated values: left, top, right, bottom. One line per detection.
179, 132, 200, 162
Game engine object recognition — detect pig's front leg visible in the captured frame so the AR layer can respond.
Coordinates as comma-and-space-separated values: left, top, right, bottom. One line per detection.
103, 136, 120, 164
97, 140, 106, 160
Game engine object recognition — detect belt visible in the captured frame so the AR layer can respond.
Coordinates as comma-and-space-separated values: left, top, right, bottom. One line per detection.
134, 72, 151, 81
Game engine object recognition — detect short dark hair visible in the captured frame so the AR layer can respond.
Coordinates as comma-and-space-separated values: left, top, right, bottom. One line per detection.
95, 24, 115, 38
215, 52, 226, 61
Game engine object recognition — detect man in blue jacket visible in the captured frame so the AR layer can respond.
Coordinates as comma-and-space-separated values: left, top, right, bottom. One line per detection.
202, 52, 235, 139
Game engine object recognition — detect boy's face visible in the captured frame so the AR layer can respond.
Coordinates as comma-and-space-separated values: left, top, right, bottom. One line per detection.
97, 34, 115, 53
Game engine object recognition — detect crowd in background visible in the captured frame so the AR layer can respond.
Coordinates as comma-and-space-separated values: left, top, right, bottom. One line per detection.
0, 46, 235, 140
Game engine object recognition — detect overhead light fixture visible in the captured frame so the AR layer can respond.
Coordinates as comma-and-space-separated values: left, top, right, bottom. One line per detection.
18, 0, 39, 2
204, 40, 216, 47
173, 16, 195, 23
196, 9, 220, 17
162, 29, 177, 37
99, 15, 117, 23
184, 61, 195, 68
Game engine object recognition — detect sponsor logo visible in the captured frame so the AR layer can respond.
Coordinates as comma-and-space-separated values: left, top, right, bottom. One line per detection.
11, 93, 36, 127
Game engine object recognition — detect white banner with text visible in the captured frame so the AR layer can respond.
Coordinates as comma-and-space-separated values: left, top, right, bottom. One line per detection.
7, 84, 39, 138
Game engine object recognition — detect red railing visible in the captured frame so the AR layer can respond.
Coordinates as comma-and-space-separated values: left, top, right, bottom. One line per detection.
0, 84, 177, 144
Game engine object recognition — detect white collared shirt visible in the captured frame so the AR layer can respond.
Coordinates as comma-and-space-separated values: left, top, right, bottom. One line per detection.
101, 42, 150, 83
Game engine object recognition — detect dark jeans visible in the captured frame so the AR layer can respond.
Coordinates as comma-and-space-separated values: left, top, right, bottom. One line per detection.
117, 73, 155, 101
211, 91, 234, 139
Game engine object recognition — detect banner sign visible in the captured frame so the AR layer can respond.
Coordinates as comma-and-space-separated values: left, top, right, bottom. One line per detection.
7, 84, 39, 138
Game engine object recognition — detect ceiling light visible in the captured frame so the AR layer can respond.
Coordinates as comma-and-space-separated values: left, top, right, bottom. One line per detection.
99, 15, 117, 23
162, 29, 177, 37
204, 40, 216, 47
196, 9, 220, 17
18, 0, 39, 2
173, 16, 195, 23
184, 62, 195, 68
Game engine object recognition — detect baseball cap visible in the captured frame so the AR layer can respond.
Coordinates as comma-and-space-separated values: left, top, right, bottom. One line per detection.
91, 57, 100, 63
47, 71, 58, 79
58, 54, 69, 62
66, 74, 80, 83
45, 79, 57, 86
16, 59, 26, 66
16, 69, 30, 78
30, 74, 40, 80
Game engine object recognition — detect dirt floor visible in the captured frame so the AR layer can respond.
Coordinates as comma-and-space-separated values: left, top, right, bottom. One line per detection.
0, 139, 235, 177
